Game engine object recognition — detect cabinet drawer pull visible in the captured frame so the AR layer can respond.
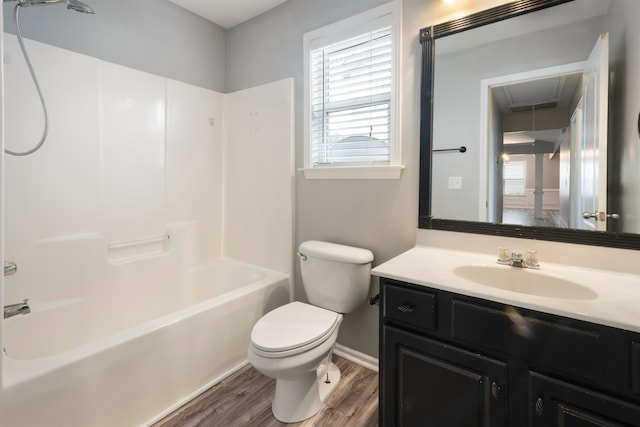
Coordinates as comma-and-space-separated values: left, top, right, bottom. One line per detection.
397, 304, 414, 313
535, 397, 544, 417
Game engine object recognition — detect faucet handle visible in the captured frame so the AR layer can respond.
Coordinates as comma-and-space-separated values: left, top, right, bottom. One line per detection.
4, 261, 17, 277
525, 250, 540, 268
497, 247, 511, 264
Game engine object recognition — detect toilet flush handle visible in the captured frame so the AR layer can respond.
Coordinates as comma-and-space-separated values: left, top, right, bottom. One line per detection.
297, 251, 307, 261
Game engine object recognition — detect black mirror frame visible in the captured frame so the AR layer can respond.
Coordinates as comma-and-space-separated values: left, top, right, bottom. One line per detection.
418, 0, 640, 251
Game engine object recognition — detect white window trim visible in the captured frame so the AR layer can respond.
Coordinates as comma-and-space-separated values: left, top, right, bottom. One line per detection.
301, 1, 403, 180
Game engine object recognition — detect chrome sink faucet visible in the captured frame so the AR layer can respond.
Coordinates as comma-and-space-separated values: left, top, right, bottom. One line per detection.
509, 251, 525, 267
4, 299, 31, 319
498, 247, 540, 269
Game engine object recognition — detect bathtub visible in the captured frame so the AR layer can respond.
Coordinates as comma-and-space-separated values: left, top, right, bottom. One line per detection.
1, 259, 290, 427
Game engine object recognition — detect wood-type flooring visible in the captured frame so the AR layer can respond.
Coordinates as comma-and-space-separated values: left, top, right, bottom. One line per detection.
153, 356, 378, 427
503, 208, 565, 228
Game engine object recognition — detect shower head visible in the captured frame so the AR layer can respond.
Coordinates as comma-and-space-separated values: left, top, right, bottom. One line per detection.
64, 0, 93, 14
11, 0, 94, 14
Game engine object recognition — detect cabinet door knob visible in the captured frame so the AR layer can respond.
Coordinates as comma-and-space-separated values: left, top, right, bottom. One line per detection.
397, 304, 414, 313
535, 397, 544, 417
491, 382, 501, 400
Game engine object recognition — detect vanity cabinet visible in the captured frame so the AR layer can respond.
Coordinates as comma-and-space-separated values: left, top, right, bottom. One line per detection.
379, 278, 640, 426
384, 326, 506, 426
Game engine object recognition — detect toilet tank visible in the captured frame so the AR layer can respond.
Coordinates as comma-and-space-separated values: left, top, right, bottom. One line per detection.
298, 241, 374, 313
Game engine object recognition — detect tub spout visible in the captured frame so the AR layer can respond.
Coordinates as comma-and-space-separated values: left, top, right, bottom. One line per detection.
4, 299, 30, 319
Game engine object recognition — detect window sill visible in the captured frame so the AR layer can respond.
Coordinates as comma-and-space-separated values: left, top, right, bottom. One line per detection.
300, 165, 404, 180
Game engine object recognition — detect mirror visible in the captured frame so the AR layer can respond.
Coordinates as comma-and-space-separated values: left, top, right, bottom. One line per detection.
419, 0, 640, 250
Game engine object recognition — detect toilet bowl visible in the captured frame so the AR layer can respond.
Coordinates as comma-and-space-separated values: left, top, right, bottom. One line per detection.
248, 241, 373, 423
249, 302, 343, 422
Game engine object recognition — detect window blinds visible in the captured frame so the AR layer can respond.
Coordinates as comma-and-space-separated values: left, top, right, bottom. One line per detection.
310, 26, 392, 166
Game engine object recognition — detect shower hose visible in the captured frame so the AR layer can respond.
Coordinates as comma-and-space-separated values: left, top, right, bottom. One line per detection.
5, 3, 50, 156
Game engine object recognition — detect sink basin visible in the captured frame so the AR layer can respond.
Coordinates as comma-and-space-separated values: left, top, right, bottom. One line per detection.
452, 265, 598, 300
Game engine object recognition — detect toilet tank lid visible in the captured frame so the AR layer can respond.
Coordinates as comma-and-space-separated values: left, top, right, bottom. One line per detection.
298, 241, 373, 264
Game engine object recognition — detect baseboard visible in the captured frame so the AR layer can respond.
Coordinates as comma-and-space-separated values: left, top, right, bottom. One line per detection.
334, 344, 379, 373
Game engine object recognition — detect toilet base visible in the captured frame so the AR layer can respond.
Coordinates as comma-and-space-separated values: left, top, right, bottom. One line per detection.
272, 362, 341, 423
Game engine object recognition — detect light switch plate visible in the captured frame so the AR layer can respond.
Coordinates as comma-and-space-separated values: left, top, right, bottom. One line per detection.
448, 176, 462, 189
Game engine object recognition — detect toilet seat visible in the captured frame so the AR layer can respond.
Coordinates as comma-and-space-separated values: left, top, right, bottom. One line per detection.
251, 302, 340, 358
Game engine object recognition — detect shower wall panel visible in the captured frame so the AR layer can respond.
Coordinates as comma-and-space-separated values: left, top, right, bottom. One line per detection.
4, 34, 101, 247
224, 79, 294, 277
3, 35, 225, 302
166, 79, 225, 266
99, 61, 167, 244
3, 34, 294, 307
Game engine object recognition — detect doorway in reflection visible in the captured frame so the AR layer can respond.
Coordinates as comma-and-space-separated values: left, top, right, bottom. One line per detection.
485, 34, 609, 231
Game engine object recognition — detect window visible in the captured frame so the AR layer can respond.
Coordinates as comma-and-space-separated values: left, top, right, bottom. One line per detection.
303, 2, 402, 179
503, 161, 526, 195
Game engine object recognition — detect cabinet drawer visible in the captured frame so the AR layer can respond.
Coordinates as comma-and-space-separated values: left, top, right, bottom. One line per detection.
452, 300, 602, 383
383, 283, 437, 332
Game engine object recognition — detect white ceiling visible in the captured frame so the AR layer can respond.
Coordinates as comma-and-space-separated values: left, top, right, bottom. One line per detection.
492, 74, 582, 115
168, 0, 289, 29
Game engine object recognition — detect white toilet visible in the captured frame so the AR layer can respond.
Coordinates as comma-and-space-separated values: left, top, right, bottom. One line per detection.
248, 240, 374, 423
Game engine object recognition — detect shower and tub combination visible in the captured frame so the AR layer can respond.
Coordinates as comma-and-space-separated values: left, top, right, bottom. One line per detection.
1, 3, 295, 425
2, 227, 292, 427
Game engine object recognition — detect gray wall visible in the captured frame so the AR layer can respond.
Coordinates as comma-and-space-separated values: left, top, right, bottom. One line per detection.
226, 0, 513, 358
607, 0, 640, 233
2, 0, 226, 91
226, 0, 412, 358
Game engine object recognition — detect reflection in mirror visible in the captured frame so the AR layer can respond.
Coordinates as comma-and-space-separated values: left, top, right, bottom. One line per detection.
427, 0, 639, 239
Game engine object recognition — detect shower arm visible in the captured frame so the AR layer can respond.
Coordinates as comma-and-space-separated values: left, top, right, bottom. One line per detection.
3, 0, 93, 12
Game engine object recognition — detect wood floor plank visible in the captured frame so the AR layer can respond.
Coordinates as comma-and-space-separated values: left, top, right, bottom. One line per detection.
153, 356, 378, 427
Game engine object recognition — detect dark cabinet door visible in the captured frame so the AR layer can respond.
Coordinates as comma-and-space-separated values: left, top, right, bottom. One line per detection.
382, 326, 507, 427
530, 372, 640, 427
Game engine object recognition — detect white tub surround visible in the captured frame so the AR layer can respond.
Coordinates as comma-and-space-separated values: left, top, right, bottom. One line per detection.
372, 229, 640, 333
2, 35, 295, 427
3, 36, 294, 279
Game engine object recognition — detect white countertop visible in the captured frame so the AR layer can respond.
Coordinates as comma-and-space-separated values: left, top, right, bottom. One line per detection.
372, 245, 640, 333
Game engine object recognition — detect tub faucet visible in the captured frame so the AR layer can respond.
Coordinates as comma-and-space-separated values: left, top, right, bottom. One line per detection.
4, 261, 17, 277
4, 299, 30, 319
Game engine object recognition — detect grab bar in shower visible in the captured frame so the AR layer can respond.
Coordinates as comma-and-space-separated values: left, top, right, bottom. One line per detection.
107, 234, 170, 251
107, 234, 171, 264
4, 261, 17, 277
